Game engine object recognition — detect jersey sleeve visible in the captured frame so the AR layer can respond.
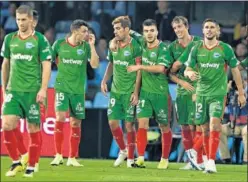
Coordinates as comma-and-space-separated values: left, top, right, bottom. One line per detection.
52, 40, 59, 59
224, 44, 239, 68
240, 58, 248, 70
86, 42, 91, 62
39, 35, 52, 62
0, 34, 11, 59
107, 49, 113, 63
178, 41, 194, 64
185, 44, 198, 68
157, 45, 173, 68
132, 41, 142, 65
130, 30, 145, 47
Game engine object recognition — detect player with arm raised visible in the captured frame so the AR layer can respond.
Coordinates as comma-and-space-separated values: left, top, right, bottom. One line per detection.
50, 20, 99, 167
168, 16, 206, 170
184, 18, 246, 173
101, 16, 142, 168
1, 5, 52, 177
127, 19, 173, 169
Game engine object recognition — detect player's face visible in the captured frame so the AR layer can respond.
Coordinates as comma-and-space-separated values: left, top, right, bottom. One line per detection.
75, 26, 88, 42
16, 13, 33, 33
143, 25, 158, 43
203, 22, 218, 40
172, 21, 188, 39
113, 23, 128, 41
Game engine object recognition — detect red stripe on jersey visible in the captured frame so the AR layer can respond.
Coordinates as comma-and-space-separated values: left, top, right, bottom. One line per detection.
224, 63, 228, 72
135, 57, 142, 65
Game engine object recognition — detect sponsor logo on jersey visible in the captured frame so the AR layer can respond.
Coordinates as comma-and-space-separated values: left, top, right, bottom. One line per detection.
150, 52, 157, 58
77, 49, 84, 55
197, 54, 206, 57
76, 103, 84, 112
195, 113, 201, 119
142, 57, 155, 65
10, 44, 19, 48
113, 60, 129, 66
62, 58, 83, 65
200, 63, 220, 69
157, 109, 167, 120
124, 50, 131, 56
29, 104, 39, 115
107, 109, 112, 115
11, 53, 33, 61
26, 42, 35, 49
213, 52, 221, 58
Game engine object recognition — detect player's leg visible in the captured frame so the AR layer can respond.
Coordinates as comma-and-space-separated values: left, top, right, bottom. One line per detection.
154, 93, 172, 169
241, 125, 247, 163
23, 91, 44, 177
188, 96, 208, 170
123, 94, 136, 167
2, 91, 24, 177
204, 96, 226, 173
108, 92, 127, 167
51, 91, 69, 165
134, 91, 152, 168
66, 94, 85, 167
219, 124, 232, 163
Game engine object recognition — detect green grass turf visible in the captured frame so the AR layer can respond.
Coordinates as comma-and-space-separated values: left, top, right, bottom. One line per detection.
1, 156, 247, 182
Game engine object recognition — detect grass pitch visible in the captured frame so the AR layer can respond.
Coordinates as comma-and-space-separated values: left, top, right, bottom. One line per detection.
1, 156, 247, 182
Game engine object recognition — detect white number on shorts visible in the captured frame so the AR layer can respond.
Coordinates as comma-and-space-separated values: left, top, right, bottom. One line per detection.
138, 100, 145, 107
56, 93, 64, 101
196, 103, 203, 113
4, 94, 13, 103
110, 98, 116, 107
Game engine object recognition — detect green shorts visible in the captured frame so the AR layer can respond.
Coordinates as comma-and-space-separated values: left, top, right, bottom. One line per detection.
2, 91, 41, 124
195, 95, 226, 125
136, 90, 171, 124
176, 94, 195, 125
55, 91, 85, 119
107, 92, 135, 122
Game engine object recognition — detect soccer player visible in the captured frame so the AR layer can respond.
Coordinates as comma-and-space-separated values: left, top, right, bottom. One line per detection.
184, 18, 246, 173
127, 19, 173, 169
1, 5, 52, 177
239, 57, 248, 71
168, 16, 206, 170
101, 16, 142, 167
50, 20, 99, 166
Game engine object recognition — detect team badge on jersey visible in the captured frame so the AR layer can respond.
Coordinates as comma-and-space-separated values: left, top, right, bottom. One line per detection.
124, 50, 131, 56
213, 52, 221, 58
77, 49, 84, 55
26, 42, 35, 49
150, 52, 157, 58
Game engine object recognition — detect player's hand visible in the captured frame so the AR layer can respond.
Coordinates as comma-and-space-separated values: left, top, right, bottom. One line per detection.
192, 94, 196, 102
130, 92, 138, 106
179, 80, 195, 92
109, 38, 118, 52
36, 88, 47, 104
101, 81, 108, 96
238, 94, 246, 108
127, 65, 141, 73
185, 71, 200, 81
88, 34, 96, 45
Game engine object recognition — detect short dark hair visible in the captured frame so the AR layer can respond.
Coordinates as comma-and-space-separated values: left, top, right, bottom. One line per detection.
70, 19, 89, 32
202, 18, 219, 28
171, 16, 189, 27
16, 5, 33, 17
142, 19, 157, 27
32, 10, 39, 22
112, 16, 131, 29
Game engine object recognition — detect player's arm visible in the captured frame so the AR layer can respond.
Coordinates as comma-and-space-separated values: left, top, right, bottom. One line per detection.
169, 72, 194, 92
37, 35, 53, 103
1, 58, 10, 96
184, 45, 199, 81
101, 62, 113, 96
88, 33, 99, 68
128, 64, 166, 73
225, 44, 246, 108
131, 56, 142, 105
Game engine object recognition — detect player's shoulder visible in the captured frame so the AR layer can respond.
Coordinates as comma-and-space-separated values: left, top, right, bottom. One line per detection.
158, 41, 169, 51
168, 39, 178, 48
33, 31, 47, 40
4, 31, 18, 41
53, 38, 66, 47
130, 37, 141, 46
218, 41, 233, 51
192, 36, 202, 41
192, 40, 203, 49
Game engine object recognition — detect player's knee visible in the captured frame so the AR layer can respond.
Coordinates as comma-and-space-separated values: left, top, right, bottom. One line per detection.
108, 120, 119, 130
27, 123, 40, 133
125, 122, 134, 132
181, 125, 190, 131
159, 124, 170, 132
56, 112, 66, 122
2, 116, 18, 130
70, 118, 81, 127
